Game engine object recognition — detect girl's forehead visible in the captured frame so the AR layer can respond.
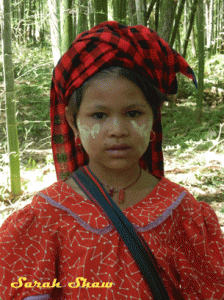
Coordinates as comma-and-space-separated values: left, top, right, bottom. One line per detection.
87, 76, 140, 92
81, 77, 148, 107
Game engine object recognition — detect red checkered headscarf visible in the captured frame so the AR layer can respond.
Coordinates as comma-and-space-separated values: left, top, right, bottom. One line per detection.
50, 21, 197, 181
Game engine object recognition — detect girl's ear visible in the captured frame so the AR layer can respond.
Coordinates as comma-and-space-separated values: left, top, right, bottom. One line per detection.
65, 107, 79, 135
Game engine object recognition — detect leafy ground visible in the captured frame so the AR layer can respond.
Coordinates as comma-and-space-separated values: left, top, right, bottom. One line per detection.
0, 43, 224, 233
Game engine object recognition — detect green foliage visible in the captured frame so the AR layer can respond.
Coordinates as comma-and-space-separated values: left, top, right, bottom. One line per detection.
25, 158, 37, 170
205, 54, 224, 84
162, 102, 224, 152
0, 46, 53, 170
221, 205, 224, 213
46, 154, 54, 165
195, 171, 224, 188
162, 51, 224, 154
14, 43, 53, 148
2, 0, 21, 195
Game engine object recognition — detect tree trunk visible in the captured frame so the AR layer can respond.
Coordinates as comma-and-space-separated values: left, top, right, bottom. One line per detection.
220, 0, 224, 53
215, 0, 218, 54
143, 0, 147, 25
195, 0, 204, 123
216, 0, 220, 54
222, 1, 224, 50
28, 0, 32, 40
135, 0, 145, 25
60, 0, 73, 53
155, 0, 160, 32
157, 0, 177, 43
145, 0, 157, 25
127, 0, 137, 25
32, 0, 36, 43
114, 0, 126, 24
177, 26, 181, 53
182, 0, 198, 58
207, 0, 213, 58
10, 0, 16, 39
19, 0, 25, 41
170, 0, 186, 48
89, 0, 95, 28
94, 0, 108, 25
48, 0, 61, 66
2, 0, 21, 195
39, 0, 45, 43
184, 0, 187, 39
191, 23, 196, 57
72, 0, 77, 39
77, 0, 88, 34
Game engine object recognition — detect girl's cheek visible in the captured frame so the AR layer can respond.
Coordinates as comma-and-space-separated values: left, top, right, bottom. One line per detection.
77, 121, 101, 146
130, 120, 152, 153
130, 120, 152, 140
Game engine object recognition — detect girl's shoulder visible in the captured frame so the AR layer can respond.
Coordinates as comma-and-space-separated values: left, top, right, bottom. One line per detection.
159, 177, 223, 234
35, 179, 113, 231
156, 176, 213, 213
1, 179, 113, 237
0, 180, 76, 235
0, 181, 66, 300
143, 175, 189, 204
0, 181, 60, 234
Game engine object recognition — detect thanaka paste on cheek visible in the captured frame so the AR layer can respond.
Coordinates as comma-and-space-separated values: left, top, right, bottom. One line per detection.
130, 120, 151, 139
77, 121, 101, 144
130, 120, 152, 154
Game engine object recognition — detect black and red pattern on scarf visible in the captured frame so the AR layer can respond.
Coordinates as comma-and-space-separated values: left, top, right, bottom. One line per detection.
50, 21, 197, 181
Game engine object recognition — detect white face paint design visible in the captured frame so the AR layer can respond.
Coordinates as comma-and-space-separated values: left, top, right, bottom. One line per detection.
130, 120, 151, 139
77, 121, 101, 144
130, 120, 152, 154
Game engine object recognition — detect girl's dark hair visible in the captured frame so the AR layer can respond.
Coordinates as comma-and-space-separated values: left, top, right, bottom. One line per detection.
68, 66, 166, 126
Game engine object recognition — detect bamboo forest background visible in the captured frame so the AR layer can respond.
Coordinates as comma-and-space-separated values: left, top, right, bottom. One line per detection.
0, 0, 224, 231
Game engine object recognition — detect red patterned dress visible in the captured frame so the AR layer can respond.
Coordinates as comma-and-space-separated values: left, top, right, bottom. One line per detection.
0, 177, 224, 300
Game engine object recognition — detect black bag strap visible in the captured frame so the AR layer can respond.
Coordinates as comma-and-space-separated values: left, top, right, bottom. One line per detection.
71, 166, 170, 300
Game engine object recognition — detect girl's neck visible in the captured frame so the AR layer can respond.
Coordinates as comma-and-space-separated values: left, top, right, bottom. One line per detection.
87, 162, 142, 190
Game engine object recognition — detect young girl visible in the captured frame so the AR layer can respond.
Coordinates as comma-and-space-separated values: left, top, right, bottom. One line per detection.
0, 21, 223, 300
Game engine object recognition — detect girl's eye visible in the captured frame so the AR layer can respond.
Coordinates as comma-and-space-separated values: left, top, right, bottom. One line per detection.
127, 110, 142, 118
91, 112, 107, 119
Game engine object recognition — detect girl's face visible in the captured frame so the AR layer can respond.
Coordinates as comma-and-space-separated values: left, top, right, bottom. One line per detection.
66, 77, 154, 172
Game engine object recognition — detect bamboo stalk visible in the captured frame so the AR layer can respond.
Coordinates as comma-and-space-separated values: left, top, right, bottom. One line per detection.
2, 0, 21, 195
60, 0, 73, 53
195, 0, 204, 123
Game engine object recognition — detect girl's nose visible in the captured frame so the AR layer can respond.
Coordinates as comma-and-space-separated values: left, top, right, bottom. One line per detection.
107, 117, 129, 137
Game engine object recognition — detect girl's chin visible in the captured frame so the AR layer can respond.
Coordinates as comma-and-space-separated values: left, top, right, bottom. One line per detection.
90, 159, 140, 172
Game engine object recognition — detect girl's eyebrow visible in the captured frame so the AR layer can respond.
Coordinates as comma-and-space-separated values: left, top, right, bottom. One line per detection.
86, 104, 148, 110
124, 104, 148, 109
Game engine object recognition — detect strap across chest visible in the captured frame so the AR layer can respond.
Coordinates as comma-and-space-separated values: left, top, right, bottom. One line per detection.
71, 166, 170, 300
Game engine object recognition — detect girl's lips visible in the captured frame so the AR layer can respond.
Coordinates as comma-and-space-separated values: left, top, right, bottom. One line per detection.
107, 144, 131, 150
106, 145, 132, 157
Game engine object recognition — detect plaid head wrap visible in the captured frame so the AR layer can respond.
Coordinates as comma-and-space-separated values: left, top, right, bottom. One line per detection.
51, 21, 197, 181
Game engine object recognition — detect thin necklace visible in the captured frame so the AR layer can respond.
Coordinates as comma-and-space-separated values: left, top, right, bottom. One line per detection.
102, 168, 142, 204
